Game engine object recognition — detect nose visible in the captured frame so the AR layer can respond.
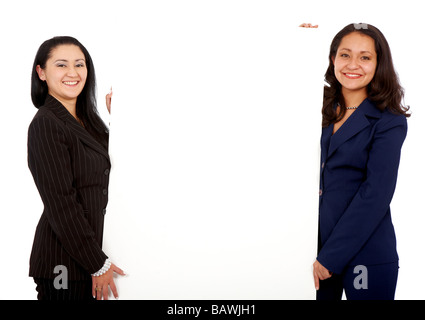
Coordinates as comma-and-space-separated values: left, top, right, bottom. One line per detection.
66, 66, 79, 77
347, 57, 360, 70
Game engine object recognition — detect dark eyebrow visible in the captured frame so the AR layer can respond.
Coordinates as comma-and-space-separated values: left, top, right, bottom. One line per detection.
339, 48, 373, 55
54, 59, 86, 63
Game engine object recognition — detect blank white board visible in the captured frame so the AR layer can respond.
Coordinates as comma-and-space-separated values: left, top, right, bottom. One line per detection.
104, 3, 326, 299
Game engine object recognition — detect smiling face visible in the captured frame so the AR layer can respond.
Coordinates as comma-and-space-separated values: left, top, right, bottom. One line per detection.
36, 44, 87, 108
332, 32, 377, 99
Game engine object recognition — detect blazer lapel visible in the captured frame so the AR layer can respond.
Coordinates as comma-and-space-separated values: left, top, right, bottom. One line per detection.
44, 95, 110, 163
327, 98, 381, 159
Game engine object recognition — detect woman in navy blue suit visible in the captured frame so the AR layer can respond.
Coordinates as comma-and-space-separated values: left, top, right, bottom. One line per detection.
313, 23, 410, 300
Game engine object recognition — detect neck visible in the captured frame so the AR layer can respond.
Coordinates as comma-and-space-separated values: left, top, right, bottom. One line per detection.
341, 88, 368, 108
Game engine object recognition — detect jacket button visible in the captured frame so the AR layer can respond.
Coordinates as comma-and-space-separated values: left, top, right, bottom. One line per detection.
104, 169, 110, 176
319, 189, 323, 196
321, 162, 325, 169
102, 189, 108, 195
102, 209, 107, 215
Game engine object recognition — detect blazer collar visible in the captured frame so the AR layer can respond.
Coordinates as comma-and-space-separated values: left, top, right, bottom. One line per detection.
43, 95, 110, 162
326, 98, 382, 159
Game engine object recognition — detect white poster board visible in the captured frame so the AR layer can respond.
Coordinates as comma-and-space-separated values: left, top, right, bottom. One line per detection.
104, 4, 326, 299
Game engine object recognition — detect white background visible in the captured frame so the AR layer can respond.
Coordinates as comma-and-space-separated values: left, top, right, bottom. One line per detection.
0, 0, 423, 300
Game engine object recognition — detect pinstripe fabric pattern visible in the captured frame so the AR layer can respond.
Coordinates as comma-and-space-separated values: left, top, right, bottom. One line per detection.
28, 95, 110, 281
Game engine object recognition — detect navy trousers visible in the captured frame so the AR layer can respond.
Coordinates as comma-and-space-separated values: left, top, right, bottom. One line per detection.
316, 262, 399, 300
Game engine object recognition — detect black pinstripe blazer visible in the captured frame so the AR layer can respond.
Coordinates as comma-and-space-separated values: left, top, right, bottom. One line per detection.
28, 95, 110, 281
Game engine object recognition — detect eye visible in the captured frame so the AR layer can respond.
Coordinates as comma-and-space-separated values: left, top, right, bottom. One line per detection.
56, 64, 67, 68
76, 63, 85, 68
361, 56, 371, 61
340, 53, 349, 58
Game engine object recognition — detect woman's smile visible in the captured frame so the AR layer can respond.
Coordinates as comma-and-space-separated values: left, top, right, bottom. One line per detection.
343, 72, 363, 79
63, 81, 79, 86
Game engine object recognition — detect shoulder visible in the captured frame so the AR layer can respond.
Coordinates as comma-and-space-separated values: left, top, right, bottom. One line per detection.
365, 99, 407, 127
378, 108, 407, 131
28, 106, 68, 142
30, 106, 65, 129
369, 108, 408, 146
362, 99, 407, 137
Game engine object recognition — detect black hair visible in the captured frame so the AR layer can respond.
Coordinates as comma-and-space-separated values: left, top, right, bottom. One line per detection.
31, 36, 108, 148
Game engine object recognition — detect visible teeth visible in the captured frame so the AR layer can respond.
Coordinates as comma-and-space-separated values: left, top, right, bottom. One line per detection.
345, 74, 361, 77
63, 81, 78, 85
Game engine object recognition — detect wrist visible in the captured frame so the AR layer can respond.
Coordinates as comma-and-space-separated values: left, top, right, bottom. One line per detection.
91, 258, 112, 277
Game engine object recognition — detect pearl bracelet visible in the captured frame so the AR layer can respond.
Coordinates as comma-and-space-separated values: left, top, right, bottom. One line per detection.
91, 259, 112, 277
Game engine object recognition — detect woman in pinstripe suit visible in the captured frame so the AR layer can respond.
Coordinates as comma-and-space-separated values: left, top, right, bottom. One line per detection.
28, 36, 124, 300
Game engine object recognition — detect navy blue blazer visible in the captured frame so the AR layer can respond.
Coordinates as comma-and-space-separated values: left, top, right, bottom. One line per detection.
317, 98, 407, 275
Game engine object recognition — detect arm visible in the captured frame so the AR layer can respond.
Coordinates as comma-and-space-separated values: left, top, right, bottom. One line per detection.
317, 115, 407, 274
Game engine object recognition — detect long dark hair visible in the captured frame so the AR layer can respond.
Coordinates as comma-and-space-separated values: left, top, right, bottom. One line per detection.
31, 36, 109, 148
322, 23, 410, 127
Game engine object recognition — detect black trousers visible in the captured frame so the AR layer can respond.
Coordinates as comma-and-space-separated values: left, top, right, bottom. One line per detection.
34, 278, 94, 301
316, 262, 399, 300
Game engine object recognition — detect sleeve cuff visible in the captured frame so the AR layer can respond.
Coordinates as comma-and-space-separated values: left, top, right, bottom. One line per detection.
91, 259, 112, 277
